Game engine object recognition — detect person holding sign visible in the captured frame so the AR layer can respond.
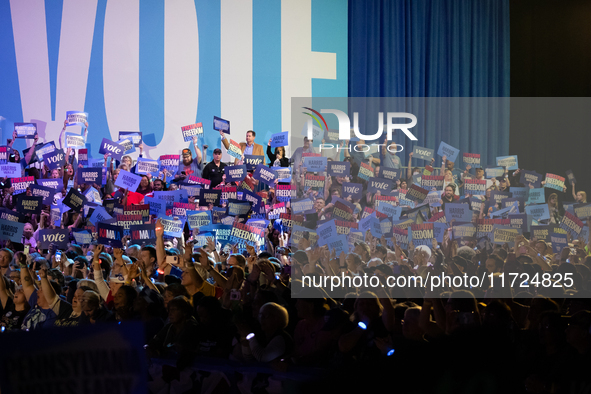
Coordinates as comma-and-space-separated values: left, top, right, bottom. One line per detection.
267, 139, 289, 167
547, 193, 564, 224
221, 129, 265, 165
572, 184, 587, 203
8, 131, 38, 177
203, 148, 227, 188
175, 136, 203, 181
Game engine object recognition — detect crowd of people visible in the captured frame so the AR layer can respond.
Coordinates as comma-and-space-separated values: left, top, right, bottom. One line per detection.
0, 119, 590, 393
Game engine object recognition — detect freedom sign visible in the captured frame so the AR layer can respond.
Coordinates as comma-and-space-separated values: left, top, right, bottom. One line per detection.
181, 123, 204, 142
11, 176, 35, 195
463, 153, 481, 168
544, 173, 565, 192
270, 131, 289, 148
227, 139, 243, 160
114, 170, 142, 193
464, 178, 486, 195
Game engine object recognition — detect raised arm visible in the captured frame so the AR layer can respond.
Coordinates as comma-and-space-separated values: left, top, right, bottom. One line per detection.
192, 136, 202, 164
220, 130, 230, 150
20, 254, 36, 301
39, 267, 58, 305
407, 152, 414, 180
0, 273, 10, 309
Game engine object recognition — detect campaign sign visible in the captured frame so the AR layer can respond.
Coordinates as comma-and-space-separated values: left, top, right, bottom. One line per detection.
37, 177, 63, 191
445, 203, 472, 223
63, 188, 87, 212
241, 190, 265, 215
291, 198, 315, 214
367, 177, 393, 194
136, 158, 159, 175
304, 174, 325, 191
242, 155, 264, 171
114, 170, 142, 193
227, 140, 243, 160
493, 225, 520, 247
65, 111, 88, 126
520, 170, 543, 188
228, 222, 265, 248
525, 204, 551, 222
496, 155, 518, 170
0, 218, 25, 242
412, 146, 434, 161
421, 175, 444, 191
551, 233, 568, 254
463, 153, 481, 168
154, 190, 188, 207
187, 210, 212, 230
303, 156, 327, 172
559, 211, 584, 238
508, 213, 528, 233
117, 137, 135, 154
527, 188, 545, 204
30, 185, 55, 206
181, 122, 204, 142
44, 149, 66, 171
574, 203, 591, 220
544, 173, 565, 191
510, 187, 529, 201
97, 222, 124, 247
17, 195, 43, 215
14, 122, 37, 139
11, 176, 35, 195
158, 215, 186, 238
199, 189, 221, 207
357, 162, 374, 181
98, 138, 125, 160
379, 167, 401, 182
276, 184, 292, 203
0, 163, 21, 178
270, 131, 289, 148
565, 170, 576, 185
253, 164, 277, 187
213, 116, 230, 134
77, 149, 89, 167
228, 199, 252, 216
38, 229, 69, 249
35, 142, 57, 161
72, 229, 93, 245
171, 202, 196, 218
225, 164, 247, 183
437, 142, 460, 162
65, 132, 85, 149
119, 131, 143, 147
0, 146, 6, 164
490, 191, 513, 207
327, 161, 350, 177
77, 168, 102, 185
408, 223, 435, 247
406, 184, 429, 203
159, 155, 180, 178
342, 182, 363, 200
464, 178, 486, 195
485, 167, 504, 178
144, 196, 166, 216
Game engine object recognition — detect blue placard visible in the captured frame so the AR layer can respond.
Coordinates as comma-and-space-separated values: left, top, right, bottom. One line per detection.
496, 155, 518, 170
136, 158, 159, 175
342, 182, 363, 200
253, 164, 277, 187
303, 156, 327, 172
244, 155, 264, 171
0, 219, 25, 242
72, 229, 93, 245
444, 203, 473, 223
520, 170, 543, 188
0, 163, 21, 178
144, 196, 166, 216
412, 146, 434, 161
98, 138, 125, 160
485, 167, 504, 178
327, 161, 350, 177
213, 116, 230, 134
526, 188, 545, 204
65, 110, 88, 126
129, 223, 157, 246
376, 202, 402, 219
14, 122, 37, 138
157, 215, 186, 238
88, 206, 113, 225
187, 210, 212, 230
510, 187, 529, 201
30, 184, 56, 206
118, 131, 143, 147
291, 198, 315, 214
379, 167, 401, 181
437, 141, 460, 162
114, 169, 142, 192
327, 234, 350, 256
224, 164, 247, 183
44, 149, 66, 171
35, 141, 57, 161
154, 189, 189, 207
116, 137, 135, 154
270, 131, 289, 148
77, 168, 102, 185
37, 177, 63, 190
551, 233, 568, 254
317, 219, 337, 246
367, 177, 394, 194
97, 222, 124, 248
525, 204, 551, 222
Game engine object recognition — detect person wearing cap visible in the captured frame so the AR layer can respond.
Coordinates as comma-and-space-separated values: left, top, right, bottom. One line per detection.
202, 148, 227, 188
174, 136, 203, 181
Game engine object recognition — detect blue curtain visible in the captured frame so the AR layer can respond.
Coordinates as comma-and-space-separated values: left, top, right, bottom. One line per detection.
348, 0, 510, 171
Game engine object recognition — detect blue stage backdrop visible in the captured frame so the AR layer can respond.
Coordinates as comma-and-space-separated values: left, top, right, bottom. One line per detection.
348, 0, 510, 170
0, 0, 347, 161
